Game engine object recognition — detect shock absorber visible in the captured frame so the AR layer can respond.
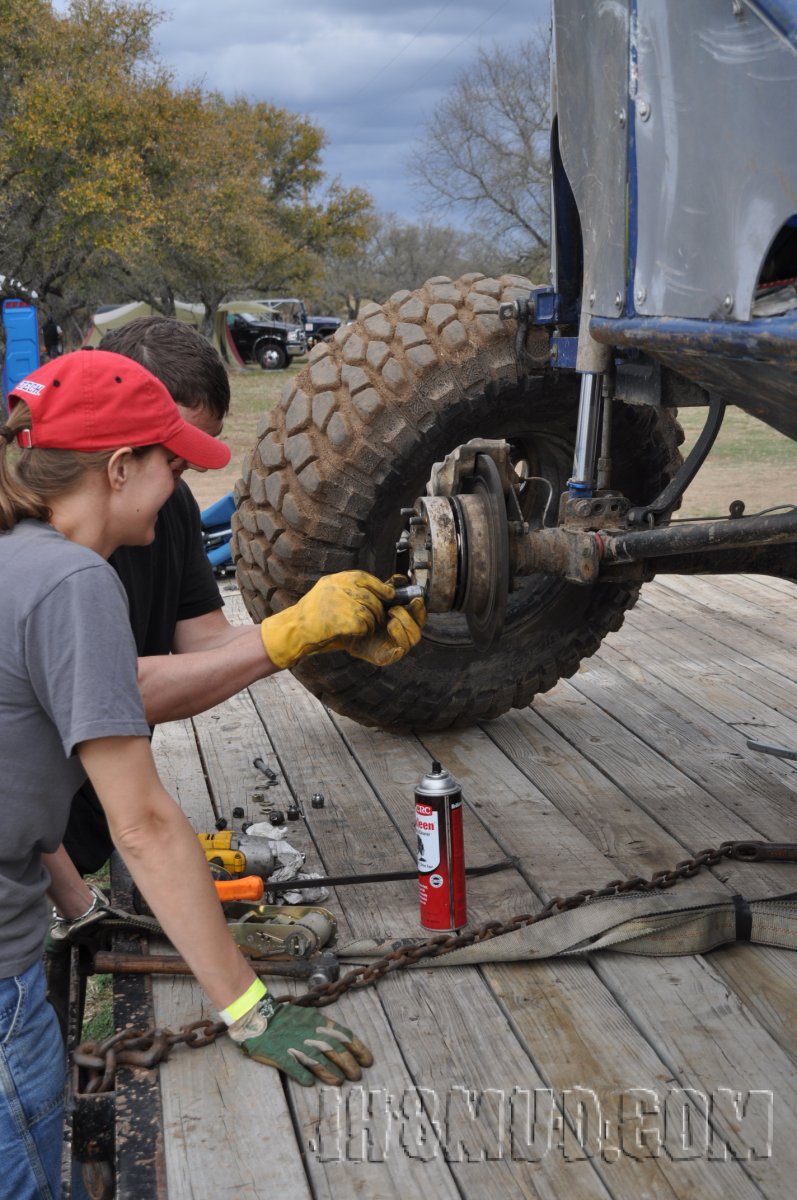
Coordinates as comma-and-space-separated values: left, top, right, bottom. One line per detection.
568, 315, 612, 497
569, 371, 603, 496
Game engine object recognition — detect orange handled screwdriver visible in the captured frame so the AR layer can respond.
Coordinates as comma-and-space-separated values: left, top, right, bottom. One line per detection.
214, 875, 264, 903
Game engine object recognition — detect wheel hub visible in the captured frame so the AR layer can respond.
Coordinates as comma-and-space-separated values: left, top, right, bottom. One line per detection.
401, 453, 511, 647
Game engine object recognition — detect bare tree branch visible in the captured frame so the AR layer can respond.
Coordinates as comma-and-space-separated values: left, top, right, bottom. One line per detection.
410, 30, 551, 270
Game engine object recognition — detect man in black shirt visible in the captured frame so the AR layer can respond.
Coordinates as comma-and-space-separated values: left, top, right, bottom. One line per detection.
64, 317, 424, 872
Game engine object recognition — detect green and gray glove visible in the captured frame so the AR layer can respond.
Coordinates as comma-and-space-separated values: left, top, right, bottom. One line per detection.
228, 993, 374, 1086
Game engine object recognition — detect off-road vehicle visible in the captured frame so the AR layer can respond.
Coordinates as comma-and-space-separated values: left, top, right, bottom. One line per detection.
233, 0, 797, 730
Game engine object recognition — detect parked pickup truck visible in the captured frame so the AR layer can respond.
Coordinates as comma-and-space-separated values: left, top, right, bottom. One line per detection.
259, 297, 341, 347
226, 310, 306, 370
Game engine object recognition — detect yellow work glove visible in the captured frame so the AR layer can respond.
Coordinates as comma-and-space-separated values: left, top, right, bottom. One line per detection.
260, 571, 394, 669
341, 595, 427, 666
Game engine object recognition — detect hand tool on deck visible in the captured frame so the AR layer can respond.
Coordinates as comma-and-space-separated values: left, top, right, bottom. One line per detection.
214, 876, 264, 903
746, 738, 797, 761
92, 949, 340, 986
223, 904, 337, 959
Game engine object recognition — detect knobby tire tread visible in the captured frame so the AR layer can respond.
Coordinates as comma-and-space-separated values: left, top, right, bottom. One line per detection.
232, 273, 683, 729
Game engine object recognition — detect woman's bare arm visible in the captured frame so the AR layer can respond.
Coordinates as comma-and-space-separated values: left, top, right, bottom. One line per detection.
77, 734, 256, 1012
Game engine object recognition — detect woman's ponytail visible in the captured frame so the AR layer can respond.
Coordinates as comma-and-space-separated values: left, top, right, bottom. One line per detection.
0, 402, 115, 532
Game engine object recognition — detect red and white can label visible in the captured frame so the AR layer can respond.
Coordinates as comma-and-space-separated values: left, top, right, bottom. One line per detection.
415, 802, 439, 872
416, 792, 466, 930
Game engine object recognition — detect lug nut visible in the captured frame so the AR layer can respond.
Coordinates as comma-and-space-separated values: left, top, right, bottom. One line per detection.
311, 792, 325, 809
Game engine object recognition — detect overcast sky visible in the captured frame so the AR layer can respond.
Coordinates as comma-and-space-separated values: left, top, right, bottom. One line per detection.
148, 0, 550, 224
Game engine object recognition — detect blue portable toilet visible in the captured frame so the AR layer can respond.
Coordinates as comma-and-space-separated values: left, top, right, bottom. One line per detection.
2, 299, 40, 411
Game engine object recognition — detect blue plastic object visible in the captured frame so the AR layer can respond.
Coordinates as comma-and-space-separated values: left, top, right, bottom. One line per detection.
200, 491, 236, 574
2, 300, 40, 407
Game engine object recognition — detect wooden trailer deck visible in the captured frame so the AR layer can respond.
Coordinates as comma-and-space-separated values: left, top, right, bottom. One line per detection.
102, 573, 797, 1199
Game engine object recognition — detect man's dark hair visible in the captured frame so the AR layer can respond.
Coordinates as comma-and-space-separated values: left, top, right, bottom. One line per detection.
99, 316, 230, 420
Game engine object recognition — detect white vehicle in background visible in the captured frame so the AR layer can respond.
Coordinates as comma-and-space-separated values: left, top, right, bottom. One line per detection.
259, 297, 341, 347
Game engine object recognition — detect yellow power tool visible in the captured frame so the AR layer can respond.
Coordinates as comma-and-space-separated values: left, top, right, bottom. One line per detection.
197, 830, 277, 879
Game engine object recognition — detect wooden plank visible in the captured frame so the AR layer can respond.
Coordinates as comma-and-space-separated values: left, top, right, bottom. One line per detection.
525, 680, 797, 890
150, 717, 312, 1200
657, 574, 797, 637
737, 574, 797, 600
337, 714, 762, 1199
251, 671, 615, 1198
632, 585, 797, 724
417, 715, 777, 1195
518, 677, 797, 1067
248, 674, 420, 932
671, 574, 797, 623
644, 580, 797, 687
562, 639, 797, 846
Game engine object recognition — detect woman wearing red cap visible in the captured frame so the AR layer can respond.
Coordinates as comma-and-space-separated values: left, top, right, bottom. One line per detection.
0, 350, 424, 1197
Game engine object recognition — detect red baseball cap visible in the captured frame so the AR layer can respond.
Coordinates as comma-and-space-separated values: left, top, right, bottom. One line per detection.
8, 349, 231, 470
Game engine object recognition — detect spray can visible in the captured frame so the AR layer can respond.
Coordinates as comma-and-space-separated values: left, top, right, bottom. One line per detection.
415, 760, 467, 930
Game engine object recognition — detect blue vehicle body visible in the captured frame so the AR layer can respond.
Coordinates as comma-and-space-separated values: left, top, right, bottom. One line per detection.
200, 491, 236, 574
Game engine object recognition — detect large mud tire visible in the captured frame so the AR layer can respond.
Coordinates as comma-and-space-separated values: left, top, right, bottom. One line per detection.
232, 273, 682, 730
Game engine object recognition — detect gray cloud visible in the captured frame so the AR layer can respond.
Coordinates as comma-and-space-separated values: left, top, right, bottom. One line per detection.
154, 0, 550, 219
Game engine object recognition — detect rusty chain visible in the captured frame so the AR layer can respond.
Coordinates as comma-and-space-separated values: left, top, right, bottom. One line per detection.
73, 1019, 226, 1094
72, 839, 796, 1093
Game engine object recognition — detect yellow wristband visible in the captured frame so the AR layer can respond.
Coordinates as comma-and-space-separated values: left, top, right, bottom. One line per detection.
220, 978, 267, 1026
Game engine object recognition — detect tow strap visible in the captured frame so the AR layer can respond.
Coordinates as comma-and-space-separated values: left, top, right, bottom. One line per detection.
335, 888, 797, 966
330, 840, 797, 969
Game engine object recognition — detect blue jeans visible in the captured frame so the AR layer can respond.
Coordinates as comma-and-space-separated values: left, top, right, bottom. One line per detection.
0, 960, 65, 1199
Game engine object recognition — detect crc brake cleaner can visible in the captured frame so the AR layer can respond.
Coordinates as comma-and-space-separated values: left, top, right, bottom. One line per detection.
415, 760, 467, 930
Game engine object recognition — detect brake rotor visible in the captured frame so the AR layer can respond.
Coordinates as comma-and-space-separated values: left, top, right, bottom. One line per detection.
402, 452, 511, 646
458, 455, 510, 646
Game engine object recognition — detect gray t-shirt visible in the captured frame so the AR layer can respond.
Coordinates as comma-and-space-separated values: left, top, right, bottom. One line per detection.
0, 520, 150, 976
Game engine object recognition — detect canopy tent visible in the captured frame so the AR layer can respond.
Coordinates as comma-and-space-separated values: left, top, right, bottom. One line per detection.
82, 299, 282, 370
82, 301, 204, 347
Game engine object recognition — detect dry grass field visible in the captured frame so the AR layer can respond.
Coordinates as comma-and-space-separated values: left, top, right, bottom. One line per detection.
185, 361, 797, 520
184, 364, 299, 509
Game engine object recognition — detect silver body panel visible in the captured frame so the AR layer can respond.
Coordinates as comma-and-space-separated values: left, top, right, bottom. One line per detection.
634, 0, 797, 320
551, 0, 797, 322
